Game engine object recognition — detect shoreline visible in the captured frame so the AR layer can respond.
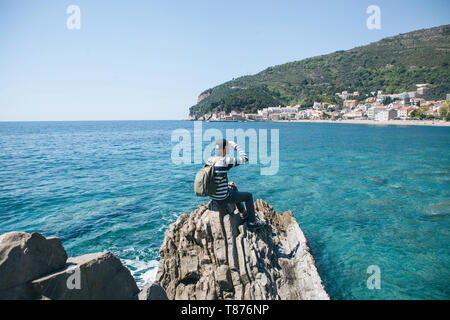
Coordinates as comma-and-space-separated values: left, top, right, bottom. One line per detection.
193, 119, 450, 127
275, 119, 450, 127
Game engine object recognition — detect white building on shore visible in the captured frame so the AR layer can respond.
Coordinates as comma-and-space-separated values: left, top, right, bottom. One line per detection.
397, 107, 413, 119
374, 109, 397, 121
367, 106, 386, 120
343, 111, 363, 119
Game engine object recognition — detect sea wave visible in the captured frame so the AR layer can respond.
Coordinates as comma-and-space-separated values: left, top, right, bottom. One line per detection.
121, 257, 160, 288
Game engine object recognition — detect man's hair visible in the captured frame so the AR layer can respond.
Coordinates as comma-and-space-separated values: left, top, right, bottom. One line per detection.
215, 139, 228, 156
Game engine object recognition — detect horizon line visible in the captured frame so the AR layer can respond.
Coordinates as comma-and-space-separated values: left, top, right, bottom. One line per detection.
0, 119, 190, 123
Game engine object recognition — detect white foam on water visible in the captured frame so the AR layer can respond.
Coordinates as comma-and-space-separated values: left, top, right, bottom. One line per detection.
122, 257, 159, 288
140, 265, 159, 286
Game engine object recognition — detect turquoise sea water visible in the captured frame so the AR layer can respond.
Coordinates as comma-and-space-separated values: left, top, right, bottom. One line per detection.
0, 120, 449, 300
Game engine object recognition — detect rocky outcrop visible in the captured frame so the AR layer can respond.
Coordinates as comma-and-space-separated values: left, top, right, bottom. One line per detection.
1, 199, 328, 300
156, 200, 329, 300
138, 282, 169, 300
0, 231, 155, 300
30, 251, 139, 300
0, 232, 67, 299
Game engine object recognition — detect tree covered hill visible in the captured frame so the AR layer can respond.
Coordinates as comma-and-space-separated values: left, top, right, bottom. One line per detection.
189, 25, 450, 117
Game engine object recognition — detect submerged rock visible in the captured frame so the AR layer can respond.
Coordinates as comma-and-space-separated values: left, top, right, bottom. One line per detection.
156, 200, 329, 300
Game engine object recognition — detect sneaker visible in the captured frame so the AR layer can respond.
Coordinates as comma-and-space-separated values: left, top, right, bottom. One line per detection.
247, 219, 266, 230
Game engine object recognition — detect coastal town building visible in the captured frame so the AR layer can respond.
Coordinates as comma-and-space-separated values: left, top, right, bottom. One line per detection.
336, 91, 359, 100
411, 97, 425, 106
417, 86, 429, 95
282, 106, 301, 114
367, 106, 386, 120
245, 113, 263, 121
343, 100, 358, 109
194, 84, 445, 123
308, 110, 322, 119
375, 109, 397, 121
416, 84, 429, 95
408, 91, 417, 99
259, 106, 300, 116
424, 110, 438, 117
269, 113, 280, 121
313, 102, 322, 110
343, 111, 363, 119
373, 85, 433, 102
230, 111, 245, 121
327, 104, 338, 111
356, 105, 369, 112
397, 107, 413, 119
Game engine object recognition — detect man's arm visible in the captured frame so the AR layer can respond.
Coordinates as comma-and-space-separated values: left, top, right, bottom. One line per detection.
226, 141, 248, 168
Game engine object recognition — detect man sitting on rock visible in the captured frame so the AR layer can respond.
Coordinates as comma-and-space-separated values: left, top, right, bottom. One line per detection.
209, 139, 265, 230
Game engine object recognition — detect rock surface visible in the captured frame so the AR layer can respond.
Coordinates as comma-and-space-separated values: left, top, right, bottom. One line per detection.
156, 200, 329, 300
30, 251, 139, 300
1, 199, 328, 300
138, 282, 169, 300
0, 231, 67, 299
0, 231, 144, 300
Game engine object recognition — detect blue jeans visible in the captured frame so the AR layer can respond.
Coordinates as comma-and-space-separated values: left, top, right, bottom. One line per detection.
217, 187, 256, 222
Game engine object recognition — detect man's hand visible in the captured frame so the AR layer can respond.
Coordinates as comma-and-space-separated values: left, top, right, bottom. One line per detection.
229, 182, 237, 189
228, 141, 237, 149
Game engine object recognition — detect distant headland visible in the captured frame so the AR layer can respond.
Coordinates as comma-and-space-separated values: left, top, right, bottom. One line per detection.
188, 25, 450, 126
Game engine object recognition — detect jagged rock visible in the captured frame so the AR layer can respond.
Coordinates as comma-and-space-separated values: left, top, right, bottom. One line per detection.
30, 251, 139, 300
0, 231, 68, 299
138, 282, 169, 300
156, 200, 329, 300
0, 230, 142, 300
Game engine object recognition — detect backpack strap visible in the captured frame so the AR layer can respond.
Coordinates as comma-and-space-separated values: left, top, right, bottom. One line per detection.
206, 157, 218, 167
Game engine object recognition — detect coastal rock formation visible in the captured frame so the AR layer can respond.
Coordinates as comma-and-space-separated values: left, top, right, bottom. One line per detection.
138, 282, 169, 300
156, 200, 329, 300
0, 231, 148, 300
0, 231, 67, 299
30, 251, 139, 300
1, 199, 328, 300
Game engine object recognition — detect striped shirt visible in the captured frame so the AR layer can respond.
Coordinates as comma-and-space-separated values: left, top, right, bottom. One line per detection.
209, 143, 248, 201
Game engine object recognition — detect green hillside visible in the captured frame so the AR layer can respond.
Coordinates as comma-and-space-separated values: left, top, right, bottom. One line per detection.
189, 25, 450, 117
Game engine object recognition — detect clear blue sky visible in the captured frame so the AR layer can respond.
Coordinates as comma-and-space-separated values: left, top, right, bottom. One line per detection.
1, 0, 449, 121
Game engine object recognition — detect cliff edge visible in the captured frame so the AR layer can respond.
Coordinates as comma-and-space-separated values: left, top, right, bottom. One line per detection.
156, 199, 329, 300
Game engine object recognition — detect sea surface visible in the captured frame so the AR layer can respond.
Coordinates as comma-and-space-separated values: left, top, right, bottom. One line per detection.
0, 120, 449, 300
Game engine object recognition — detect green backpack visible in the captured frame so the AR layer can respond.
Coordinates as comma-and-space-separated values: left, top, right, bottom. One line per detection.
194, 158, 217, 197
